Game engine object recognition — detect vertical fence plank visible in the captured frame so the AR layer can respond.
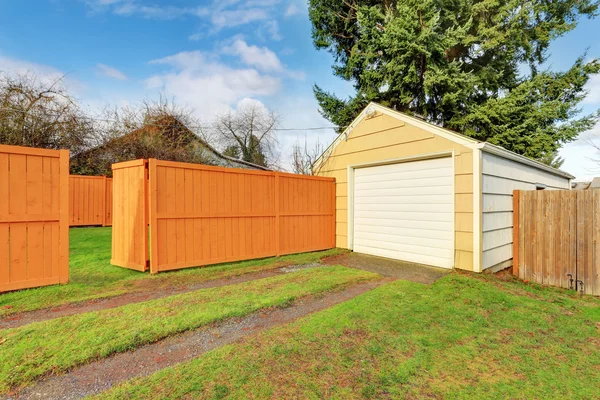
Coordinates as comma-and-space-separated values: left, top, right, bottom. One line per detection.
512, 190, 520, 276
0, 151, 8, 283
59, 150, 70, 283
592, 191, 600, 296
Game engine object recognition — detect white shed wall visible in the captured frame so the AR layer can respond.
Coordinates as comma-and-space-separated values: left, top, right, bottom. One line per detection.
481, 152, 571, 270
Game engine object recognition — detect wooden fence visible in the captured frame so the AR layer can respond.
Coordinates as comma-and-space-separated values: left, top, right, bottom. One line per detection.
513, 190, 599, 296
0, 145, 69, 292
69, 175, 113, 226
111, 160, 148, 272
111, 159, 335, 273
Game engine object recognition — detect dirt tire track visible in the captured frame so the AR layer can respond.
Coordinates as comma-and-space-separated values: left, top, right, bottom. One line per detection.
4, 278, 392, 400
0, 264, 320, 330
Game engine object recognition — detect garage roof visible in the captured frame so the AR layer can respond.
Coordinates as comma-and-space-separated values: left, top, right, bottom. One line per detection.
315, 102, 575, 180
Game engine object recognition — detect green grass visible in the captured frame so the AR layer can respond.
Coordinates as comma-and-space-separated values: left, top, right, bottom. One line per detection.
0, 265, 378, 393
98, 274, 600, 400
0, 227, 344, 316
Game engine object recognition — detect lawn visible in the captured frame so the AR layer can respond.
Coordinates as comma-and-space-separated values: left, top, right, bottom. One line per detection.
0, 227, 344, 316
0, 265, 378, 393
99, 273, 600, 400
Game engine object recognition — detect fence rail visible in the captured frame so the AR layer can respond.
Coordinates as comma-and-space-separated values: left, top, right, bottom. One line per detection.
513, 189, 599, 296
0, 144, 69, 292
69, 175, 113, 227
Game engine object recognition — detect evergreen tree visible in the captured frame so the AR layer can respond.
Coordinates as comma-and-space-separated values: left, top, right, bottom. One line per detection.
309, 0, 600, 158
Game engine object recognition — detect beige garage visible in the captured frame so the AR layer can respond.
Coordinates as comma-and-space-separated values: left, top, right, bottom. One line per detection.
315, 102, 574, 273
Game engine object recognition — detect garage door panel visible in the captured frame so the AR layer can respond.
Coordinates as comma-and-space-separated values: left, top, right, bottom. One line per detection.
355, 202, 452, 213
354, 186, 451, 197
354, 231, 452, 249
355, 157, 453, 177
355, 224, 454, 241
354, 167, 452, 183
354, 210, 453, 222
353, 244, 454, 268
353, 157, 454, 269
355, 194, 453, 205
355, 177, 452, 191
354, 218, 453, 232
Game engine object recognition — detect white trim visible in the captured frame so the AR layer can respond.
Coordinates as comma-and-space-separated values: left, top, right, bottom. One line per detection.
347, 151, 455, 269
472, 148, 482, 272
471, 142, 575, 180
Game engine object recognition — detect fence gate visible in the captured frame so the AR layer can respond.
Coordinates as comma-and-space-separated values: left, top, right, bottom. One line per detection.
111, 160, 148, 271
513, 190, 599, 296
0, 145, 69, 292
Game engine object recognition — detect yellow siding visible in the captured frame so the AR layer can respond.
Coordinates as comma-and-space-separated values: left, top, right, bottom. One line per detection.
318, 112, 475, 271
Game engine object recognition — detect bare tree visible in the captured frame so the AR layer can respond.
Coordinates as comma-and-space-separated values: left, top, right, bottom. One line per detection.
71, 97, 215, 176
0, 73, 94, 153
212, 102, 280, 168
291, 137, 324, 175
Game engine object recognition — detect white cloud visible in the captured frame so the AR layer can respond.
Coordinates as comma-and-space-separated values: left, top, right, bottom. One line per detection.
86, 1, 208, 20
284, 1, 305, 17
222, 39, 283, 72
583, 74, 600, 105
265, 20, 282, 41
147, 50, 281, 119
96, 63, 127, 80
87, 0, 283, 35
0, 54, 86, 94
211, 8, 269, 30
559, 121, 600, 180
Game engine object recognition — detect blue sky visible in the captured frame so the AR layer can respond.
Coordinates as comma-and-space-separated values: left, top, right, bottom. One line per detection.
0, 0, 599, 177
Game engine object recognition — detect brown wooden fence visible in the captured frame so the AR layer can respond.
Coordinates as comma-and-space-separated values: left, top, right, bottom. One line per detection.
111, 160, 148, 272
0, 144, 69, 292
111, 159, 335, 273
513, 190, 599, 296
69, 175, 113, 227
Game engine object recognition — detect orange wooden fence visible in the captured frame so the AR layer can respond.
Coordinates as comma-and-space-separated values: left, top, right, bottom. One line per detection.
513, 190, 599, 296
69, 175, 113, 226
110, 160, 148, 271
0, 144, 69, 292
111, 158, 335, 273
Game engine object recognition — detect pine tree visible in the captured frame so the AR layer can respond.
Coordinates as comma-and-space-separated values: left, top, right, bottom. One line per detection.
309, 0, 600, 158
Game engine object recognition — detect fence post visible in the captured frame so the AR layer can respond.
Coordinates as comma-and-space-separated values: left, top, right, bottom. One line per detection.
274, 171, 280, 257
59, 150, 70, 284
148, 159, 158, 274
513, 190, 520, 276
143, 160, 150, 271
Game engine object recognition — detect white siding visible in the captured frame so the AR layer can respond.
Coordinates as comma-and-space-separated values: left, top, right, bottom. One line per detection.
353, 157, 454, 268
481, 152, 570, 270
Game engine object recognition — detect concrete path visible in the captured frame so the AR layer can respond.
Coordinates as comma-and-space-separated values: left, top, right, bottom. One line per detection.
323, 252, 448, 284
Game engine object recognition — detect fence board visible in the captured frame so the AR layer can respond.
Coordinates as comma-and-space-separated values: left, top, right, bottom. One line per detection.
514, 190, 599, 296
111, 160, 148, 271
143, 159, 335, 274
0, 145, 69, 293
68, 175, 113, 226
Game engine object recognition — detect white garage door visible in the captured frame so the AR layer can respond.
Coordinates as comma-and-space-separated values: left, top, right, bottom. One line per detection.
353, 157, 454, 268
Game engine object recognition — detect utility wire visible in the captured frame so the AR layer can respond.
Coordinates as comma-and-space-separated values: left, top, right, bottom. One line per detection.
0, 106, 342, 132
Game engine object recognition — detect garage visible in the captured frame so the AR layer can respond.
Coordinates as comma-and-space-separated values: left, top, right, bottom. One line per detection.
352, 157, 454, 269
316, 102, 574, 273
